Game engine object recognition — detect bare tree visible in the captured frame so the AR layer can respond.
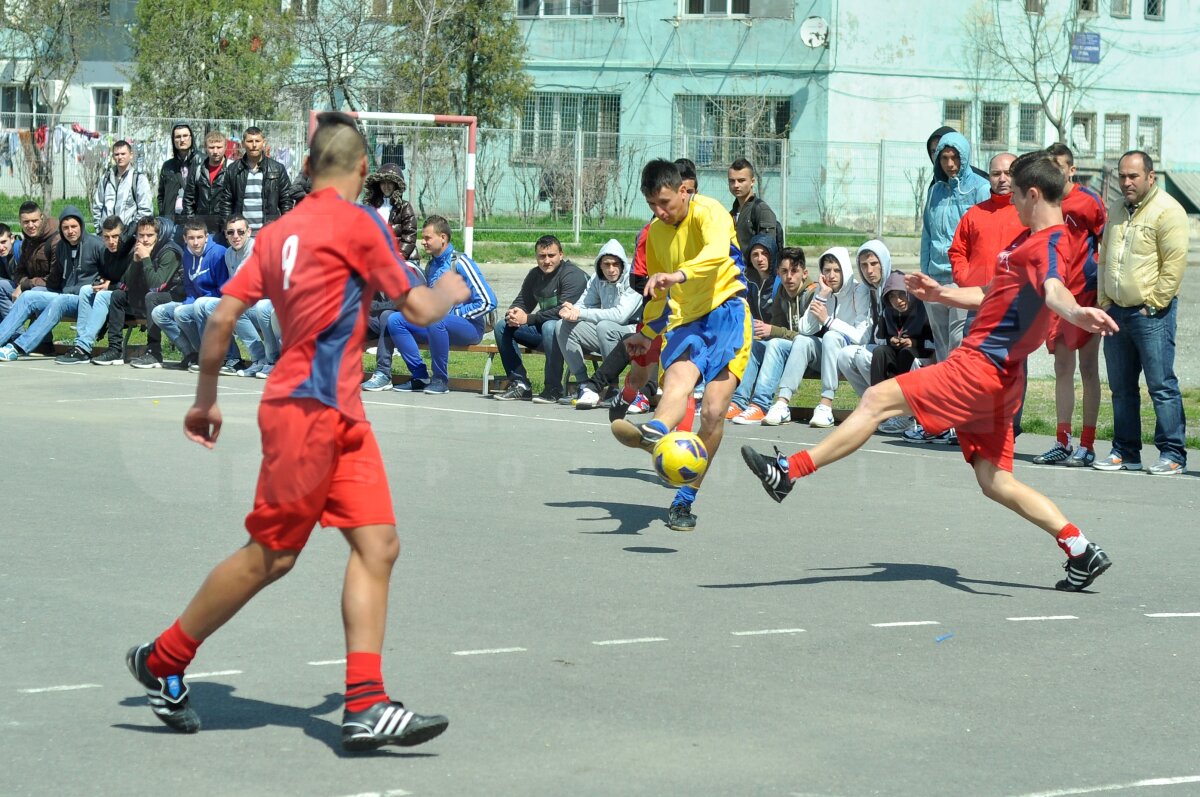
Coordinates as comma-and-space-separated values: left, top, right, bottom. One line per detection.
288, 0, 392, 112
905, 166, 929, 233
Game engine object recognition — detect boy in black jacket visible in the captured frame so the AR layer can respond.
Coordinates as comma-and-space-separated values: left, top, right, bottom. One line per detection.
872, 271, 933, 434
57, 216, 135, 363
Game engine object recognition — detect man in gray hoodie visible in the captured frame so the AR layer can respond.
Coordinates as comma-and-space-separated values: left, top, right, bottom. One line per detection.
91, 141, 153, 234
556, 239, 640, 405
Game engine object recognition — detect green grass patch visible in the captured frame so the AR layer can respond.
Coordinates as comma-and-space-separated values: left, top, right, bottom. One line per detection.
1, 196, 92, 225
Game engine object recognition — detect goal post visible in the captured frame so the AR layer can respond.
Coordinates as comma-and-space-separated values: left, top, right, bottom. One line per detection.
307, 110, 478, 257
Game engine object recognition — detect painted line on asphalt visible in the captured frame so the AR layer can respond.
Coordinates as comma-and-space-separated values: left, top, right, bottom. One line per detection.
56, 390, 259, 403
363, 399, 610, 428
1145, 612, 1200, 618
451, 647, 527, 656
308, 658, 347, 666
870, 620, 941, 628
731, 628, 807, 636
592, 637, 668, 646
334, 790, 412, 797
1010, 774, 1200, 796
19, 683, 103, 694
187, 670, 243, 679
1006, 615, 1079, 622
27, 366, 92, 377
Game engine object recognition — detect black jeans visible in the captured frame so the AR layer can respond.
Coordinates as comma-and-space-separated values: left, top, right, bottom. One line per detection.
108, 290, 171, 353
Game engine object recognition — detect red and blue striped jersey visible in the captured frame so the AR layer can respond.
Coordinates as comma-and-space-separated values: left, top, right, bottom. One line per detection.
1060, 184, 1106, 295
222, 187, 413, 421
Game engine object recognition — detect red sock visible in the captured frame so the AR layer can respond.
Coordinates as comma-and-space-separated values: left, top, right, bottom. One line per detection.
1056, 422, 1072, 446
1055, 523, 1089, 557
786, 450, 817, 481
1080, 425, 1096, 451
146, 619, 201, 678
620, 380, 638, 403
677, 394, 696, 432
345, 651, 390, 712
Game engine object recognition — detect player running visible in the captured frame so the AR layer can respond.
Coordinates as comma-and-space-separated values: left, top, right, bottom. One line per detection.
741, 151, 1118, 591
125, 112, 469, 750
611, 158, 750, 531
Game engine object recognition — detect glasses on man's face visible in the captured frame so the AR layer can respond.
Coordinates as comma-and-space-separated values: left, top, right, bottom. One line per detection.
226, 229, 247, 237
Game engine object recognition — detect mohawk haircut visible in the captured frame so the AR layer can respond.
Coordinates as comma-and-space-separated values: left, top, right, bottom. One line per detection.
308, 112, 367, 179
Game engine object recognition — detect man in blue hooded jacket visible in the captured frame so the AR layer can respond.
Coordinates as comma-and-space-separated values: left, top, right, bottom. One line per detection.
152, 220, 228, 370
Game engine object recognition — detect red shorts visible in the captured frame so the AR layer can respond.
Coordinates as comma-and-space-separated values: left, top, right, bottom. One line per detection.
246, 399, 395, 551
631, 322, 663, 368
895, 348, 1023, 471
1045, 291, 1097, 353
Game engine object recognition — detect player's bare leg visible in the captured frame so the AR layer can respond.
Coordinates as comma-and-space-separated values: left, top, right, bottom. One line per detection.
1074, 335, 1102, 465
1035, 344, 1080, 465
340, 524, 400, 654
692, 367, 738, 486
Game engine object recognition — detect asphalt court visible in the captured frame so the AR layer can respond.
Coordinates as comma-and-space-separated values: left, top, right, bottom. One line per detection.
2, 360, 1198, 797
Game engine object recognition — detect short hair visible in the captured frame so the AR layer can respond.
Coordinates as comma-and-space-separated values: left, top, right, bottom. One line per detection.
640, 158, 683, 196
729, 157, 755, 175
224, 214, 248, 230
778, 247, 806, 269
0, 223, 11, 237
1120, 150, 1154, 173
422, 214, 452, 239
183, 219, 209, 234
205, 130, 226, 144
135, 216, 159, 232
819, 253, 842, 270
673, 157, 698, 183
535, 234, 562, 252
307, 112, 366, 179
1011, 151, 1065, 202
244, 126, 264, 138
100, 215, 124, 233
1045, 142, 1074, 166
18, 200, 40, 216
112, 140, 132, 152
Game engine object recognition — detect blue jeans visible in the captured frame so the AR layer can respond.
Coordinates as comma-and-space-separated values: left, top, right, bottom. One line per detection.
193, 297, 268, 363
152, 300, 189, 353
253, 299, 280, 363
1103, 300, 1186, 466
368, 308, 395, 374
0, 279, 14, 320
389, 313, 483, 382
73, 285, 113, 351
0, 289, 55, 346
730, 339, 766, 410
495, 319, 563, 393
0, 290, 77, 353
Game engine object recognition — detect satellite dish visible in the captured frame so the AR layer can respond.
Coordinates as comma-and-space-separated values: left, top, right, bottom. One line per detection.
799, 16, 829, 49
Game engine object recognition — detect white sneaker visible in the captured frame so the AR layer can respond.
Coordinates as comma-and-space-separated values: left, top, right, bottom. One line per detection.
877, 415, 914, 435
809, 404, 835, 428
574, 385, 600, 409
763, 400, 792, 426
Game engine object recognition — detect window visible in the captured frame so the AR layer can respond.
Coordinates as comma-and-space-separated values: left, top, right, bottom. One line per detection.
1136, 117, 1162, 156
281, 0, 318, 16
1077, 0, 1097, 12
94, 88, 122, 135
518, 92, 620, 160
1144, 0, 1164, 19
943, 100, 970, 139
683, 0, 750, 15
1024, 0, 1045, 13
1018, 103, 1042, 146
369, 0, 390, 17
1111, 0, 1131, 16
1103, 114, 1129, 157
1071, 112, 1097, 156
517, 0, 620, 16
0, 85, 48, 129
980, 103, 1009, 148
675, 95, 790, 168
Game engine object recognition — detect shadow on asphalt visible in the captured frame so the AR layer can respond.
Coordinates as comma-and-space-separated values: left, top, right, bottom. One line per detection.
115, 685, 438, 759
568, 466, 663, 486
699, 562, 1063, 596
546, 499, 665, 537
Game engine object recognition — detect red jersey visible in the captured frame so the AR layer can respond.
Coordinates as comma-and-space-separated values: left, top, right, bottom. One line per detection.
948, 193, 1026, 288
222, 187, 412, 421
1059, 184, 1106, 295
963, 224, 1070, 373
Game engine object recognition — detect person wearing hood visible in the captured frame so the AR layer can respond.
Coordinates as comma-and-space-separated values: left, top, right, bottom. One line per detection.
94, 216, 184, 366
869, 271, 933, 435
57, 216, 134, 363
925, 125, 989, 183
184, 130, 232, 238
725, 233, 782, 422
152, 220, 230, 371
836, 240, 894, 399
921, 131, 990, 364
158, 122, 204, 222
363, 163, 417, 260
0, 206, 102, 359
556, 239, 640, 403
0, 223, 21, 320
384, 215, 497, 394
91, 140, 153, 233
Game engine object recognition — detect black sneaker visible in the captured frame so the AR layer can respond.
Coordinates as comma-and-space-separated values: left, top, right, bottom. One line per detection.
607, 393, 630, 423
531, 391, 562, 405
55, 346, 91, 365
129, 353, 163, 369
494, 383, 532, 401
125, 642, 201, 733
610, 418, 664, 452
741, 445, 794, 504
1055, 543, 1112, 592
667, 502, 697, 531
341, 700, 449, 751
219, 358, 239, 376
177, 352, 198, 371
91, 348, 124, 366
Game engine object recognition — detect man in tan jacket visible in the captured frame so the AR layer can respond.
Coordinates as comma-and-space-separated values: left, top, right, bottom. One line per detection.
1094, 150, 1189, 476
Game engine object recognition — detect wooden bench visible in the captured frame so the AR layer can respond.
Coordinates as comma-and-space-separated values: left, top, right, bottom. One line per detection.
382, 342, 603, 396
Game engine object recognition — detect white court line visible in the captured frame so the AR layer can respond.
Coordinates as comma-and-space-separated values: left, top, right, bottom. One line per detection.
870, 621, 941, 628
19, 683, 102, 694
591, 637, 667, 646
1011, 775, 1200, 796
186, 670, 242, 679
731, 628, 806, 636
27, 366, 92, 377
363, 399, 610, 428
56, 390, 259, 403
334, 790, 412, 797
1006, 615, 1078, 622
120, 376, 194, 385
452, 647, 527, 656
1145, 612, 1200, 618
308, 658, 347, 666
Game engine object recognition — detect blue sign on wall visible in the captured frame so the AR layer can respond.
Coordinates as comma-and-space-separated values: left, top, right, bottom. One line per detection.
1071, 32, 1101, 64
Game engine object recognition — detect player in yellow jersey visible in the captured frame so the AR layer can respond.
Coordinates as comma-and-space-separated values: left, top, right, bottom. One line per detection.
612, 159, 752, 531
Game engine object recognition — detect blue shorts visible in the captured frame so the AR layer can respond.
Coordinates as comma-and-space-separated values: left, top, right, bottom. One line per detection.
660, 297, 752, 385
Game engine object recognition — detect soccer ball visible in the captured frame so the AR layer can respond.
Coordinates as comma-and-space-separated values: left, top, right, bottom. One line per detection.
652, 431, 709, 486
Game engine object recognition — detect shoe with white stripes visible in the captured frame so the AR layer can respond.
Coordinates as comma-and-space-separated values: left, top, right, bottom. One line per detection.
741, 445, 793, 504
125, 642, 201, 733
341, 700, 449, 751
1055, 543, 1112, 592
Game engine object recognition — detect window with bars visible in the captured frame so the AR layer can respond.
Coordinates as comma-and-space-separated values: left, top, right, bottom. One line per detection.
1071, 112, 1097, 156
1111, 0, 1131, 16
0, 85, 48, 129
683, 0, 751, 14
517, 92, 621, 161
1077, 0, 1097, 12
980, 103, 1009, 148
943, 100, 971, 139
1136, 117, 1162, 156
1018, 103, 1043, 146
517, 0, 620, 16
1024, 0, 1045, 13
1103, 115, 1129, 158
94, 88, 122, 135
675, 95, 791, 169
1144, 0, 1164, 19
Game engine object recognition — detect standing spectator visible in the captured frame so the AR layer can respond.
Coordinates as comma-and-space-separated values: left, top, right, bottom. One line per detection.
362, 163, 417, 260
925, 125, 989, 181
158, 122, 203, 223
1094, 151, 1189, 476
183, 131, 232, 238
91, 141, 153, 233
0, 222, 23, 319
728, 157, 782, 256
492, 235, 587, 403
221, 126, 295, 232
948, 152, 1024, 325
95, 217, 183, 367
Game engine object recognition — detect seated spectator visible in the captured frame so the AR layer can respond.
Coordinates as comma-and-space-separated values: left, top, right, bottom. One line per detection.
213, 216, 273, 378
363, 163, 417, 261
190, 218, 270, 375
556, 239, 639, 404
6, 202, 61, 343
55, 216, 135, 363
493, 234, 587, 402
0, 206, 101, 361
726, 247, 814, 425
871, 271, 933, 434
95, 216, 183, 367
725, 232, 781, 419
0, 223, 22, 320
153, 221, 228, 370
383, 215, 495, 394
836, 240, 893, 397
